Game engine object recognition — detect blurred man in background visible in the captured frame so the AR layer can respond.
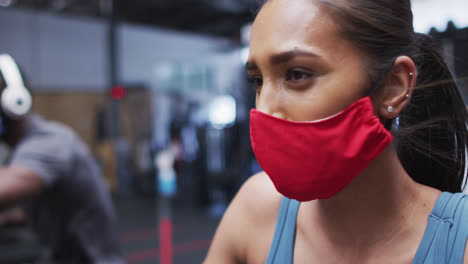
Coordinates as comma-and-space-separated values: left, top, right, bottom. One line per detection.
0, 54, 124, 263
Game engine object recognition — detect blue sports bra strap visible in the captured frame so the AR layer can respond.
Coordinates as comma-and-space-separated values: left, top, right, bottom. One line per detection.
412, 214, 442, 264
430, 192, 452, 218
434, 193, 460, 263
434, 217, 453, 263
412, 192, 452, 264
447, 193, 468, 263
266, 197, 301, 264
266, 197, 291, 264
430, 192, 468, 264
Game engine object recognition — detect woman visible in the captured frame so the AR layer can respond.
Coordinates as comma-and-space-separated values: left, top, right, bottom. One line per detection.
204, 0, 468, 263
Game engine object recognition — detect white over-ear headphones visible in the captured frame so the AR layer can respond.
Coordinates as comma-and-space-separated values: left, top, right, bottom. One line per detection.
0, 54, 32, 119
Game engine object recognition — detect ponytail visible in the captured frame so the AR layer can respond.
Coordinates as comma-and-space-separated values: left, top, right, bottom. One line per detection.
396, 33, 468, 192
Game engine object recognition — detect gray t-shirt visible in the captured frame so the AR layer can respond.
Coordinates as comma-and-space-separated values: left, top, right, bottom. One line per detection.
9, 114, 124, 264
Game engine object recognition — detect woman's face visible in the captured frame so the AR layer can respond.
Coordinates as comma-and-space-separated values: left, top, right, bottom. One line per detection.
247, 0, 371, 121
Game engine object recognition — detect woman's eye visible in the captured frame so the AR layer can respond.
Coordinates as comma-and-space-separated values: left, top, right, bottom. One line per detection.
247, 76, 263, 92
286, 69, 311, 81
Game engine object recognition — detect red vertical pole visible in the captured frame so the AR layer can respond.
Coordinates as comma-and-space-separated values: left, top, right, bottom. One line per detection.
159, 217, 173, 264
158, 195, 173, 264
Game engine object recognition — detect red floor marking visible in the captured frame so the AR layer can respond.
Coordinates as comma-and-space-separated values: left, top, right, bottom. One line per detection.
125, 238, 212, 263
159, 218, 172, 264
127, 248, 159, 263
173, 238, 212, 254
119, 223, 185, 244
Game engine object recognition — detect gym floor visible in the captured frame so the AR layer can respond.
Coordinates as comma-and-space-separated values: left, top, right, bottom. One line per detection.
0, 196, 221, 264
117, 196, 220, 264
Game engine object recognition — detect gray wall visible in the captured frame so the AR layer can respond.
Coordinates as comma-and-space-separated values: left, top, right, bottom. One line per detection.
0, 7, 230, 91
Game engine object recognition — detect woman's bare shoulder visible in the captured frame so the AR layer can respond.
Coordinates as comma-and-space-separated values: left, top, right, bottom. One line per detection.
204, 171, 282, 264
239, 171, 283, 219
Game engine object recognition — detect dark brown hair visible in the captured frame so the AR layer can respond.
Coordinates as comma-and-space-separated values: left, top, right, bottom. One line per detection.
262, 0, 468, 192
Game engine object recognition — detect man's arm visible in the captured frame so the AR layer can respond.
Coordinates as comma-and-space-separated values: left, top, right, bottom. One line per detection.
0, 166, 45, 211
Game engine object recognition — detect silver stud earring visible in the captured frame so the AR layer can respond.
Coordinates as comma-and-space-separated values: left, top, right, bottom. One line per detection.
409, 72, 413, 77
387, 106, 394, 113
405, 94, 410, 98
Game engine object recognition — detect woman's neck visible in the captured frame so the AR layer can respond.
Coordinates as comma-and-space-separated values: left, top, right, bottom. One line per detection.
301, 145, 439, 254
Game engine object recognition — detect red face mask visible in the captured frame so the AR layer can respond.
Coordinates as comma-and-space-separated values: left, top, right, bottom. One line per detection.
250, 96, 393, 201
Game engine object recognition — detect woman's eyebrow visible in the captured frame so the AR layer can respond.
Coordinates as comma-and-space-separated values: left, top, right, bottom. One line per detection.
245, 50, 319, 71
270, 50, 319, 65
245, 61, 258, 71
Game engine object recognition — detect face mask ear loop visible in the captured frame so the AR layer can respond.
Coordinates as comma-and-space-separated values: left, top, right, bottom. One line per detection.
367, 60, 397, 96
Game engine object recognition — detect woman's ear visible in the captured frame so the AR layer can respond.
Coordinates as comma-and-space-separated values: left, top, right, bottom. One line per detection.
374, 56, 416, 120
